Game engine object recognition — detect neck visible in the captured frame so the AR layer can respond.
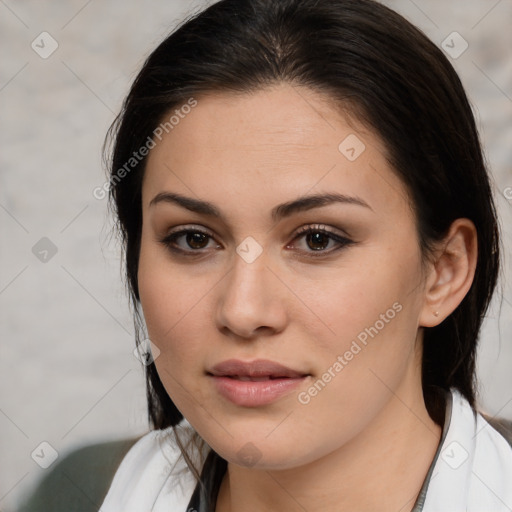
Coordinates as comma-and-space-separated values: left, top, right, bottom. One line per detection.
215, 383, 443, 512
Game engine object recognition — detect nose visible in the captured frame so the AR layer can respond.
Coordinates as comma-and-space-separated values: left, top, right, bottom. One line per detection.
215, 251, 288, 340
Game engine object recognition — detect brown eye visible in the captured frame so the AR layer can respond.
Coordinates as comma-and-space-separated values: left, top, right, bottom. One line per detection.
288, 225, 354, 258
304, 231, 331, 251
160, 227, 220, 254
185, 232, 210, 249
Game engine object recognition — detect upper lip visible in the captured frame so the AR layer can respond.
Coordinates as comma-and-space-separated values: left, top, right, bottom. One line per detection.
208, 359, 309, 378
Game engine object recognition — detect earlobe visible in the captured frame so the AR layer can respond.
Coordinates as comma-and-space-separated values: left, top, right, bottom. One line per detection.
419, 218, 478, 328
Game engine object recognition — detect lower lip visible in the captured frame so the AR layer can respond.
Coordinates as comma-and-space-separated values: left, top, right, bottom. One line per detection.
210, 375, 308, 407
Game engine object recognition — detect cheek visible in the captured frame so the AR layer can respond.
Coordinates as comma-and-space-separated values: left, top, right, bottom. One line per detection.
137, 238, 204, 370
293, 287, 421, 458
300, 246, 424, 406
138, 258, 211, 417
305, 245, 422, 354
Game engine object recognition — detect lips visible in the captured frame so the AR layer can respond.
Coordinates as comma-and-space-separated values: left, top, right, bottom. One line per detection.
207, 359, 310, 407
207, 358, 309, 379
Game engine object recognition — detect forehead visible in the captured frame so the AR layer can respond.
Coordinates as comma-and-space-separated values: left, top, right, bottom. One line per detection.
148, 84, 369, 161
142, 83, 411, 219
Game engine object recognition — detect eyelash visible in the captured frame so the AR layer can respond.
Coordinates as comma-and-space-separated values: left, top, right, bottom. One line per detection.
159, 224, 354, 258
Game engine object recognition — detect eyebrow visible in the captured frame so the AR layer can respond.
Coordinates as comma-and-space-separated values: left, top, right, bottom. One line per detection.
149, 191, 373, 222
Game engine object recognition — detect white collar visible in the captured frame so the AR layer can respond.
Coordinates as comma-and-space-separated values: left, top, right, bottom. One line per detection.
420, 389, 512, 511
99, 389, 512, 512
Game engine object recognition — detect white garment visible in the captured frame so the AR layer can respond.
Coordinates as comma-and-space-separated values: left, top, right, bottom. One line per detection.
99, 389, 512, 512
99, 421, 202, 512
421, 390, 512, 511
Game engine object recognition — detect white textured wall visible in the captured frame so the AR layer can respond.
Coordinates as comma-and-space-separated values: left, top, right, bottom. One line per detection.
1, 1, 511, 510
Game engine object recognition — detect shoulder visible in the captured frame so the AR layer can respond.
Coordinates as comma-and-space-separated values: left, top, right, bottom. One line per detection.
17, 436, 142, 512
99, 424, 203, 511
481, 413, 512, 448
420, 390, 512, 511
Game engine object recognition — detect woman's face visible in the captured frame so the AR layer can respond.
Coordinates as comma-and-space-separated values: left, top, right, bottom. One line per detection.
138, 83, 432, 469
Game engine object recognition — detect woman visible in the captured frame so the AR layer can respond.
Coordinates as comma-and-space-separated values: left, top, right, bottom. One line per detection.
99, 0, 512, 510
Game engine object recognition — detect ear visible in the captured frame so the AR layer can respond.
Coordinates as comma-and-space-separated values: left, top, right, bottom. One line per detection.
419, 218, 478, 327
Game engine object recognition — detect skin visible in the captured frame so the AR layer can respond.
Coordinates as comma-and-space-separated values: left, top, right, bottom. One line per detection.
137, 82, 477, 512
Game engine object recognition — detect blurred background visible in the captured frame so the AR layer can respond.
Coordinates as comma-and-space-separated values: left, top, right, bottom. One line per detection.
1, 0, 511, 510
